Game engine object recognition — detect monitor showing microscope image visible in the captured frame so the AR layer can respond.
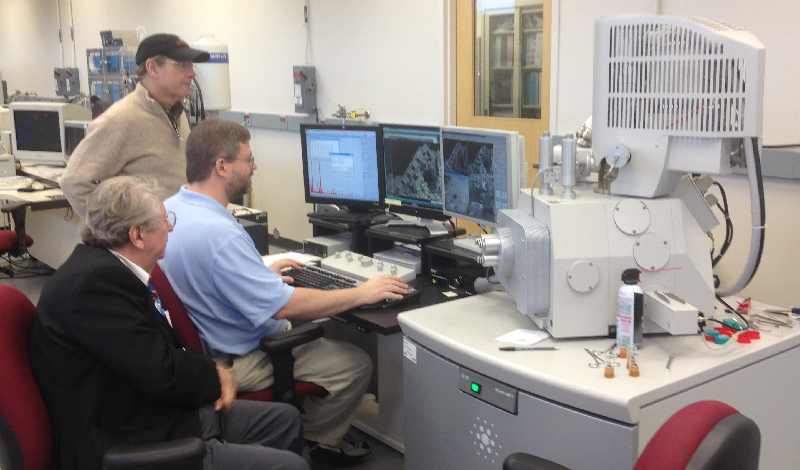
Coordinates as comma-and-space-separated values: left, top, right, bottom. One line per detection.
441, 126, 522, 226
381, 124, 447, 220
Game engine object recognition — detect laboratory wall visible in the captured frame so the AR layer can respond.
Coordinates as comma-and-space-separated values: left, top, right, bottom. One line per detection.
549, 0, 658, 135
0, 0, 447, 241
0, 0, 61, 96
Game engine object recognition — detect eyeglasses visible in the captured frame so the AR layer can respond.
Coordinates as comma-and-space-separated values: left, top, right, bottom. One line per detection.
239, 155, 256, 166
166, 59, 194, 71
222, 155, 256, 166
166, 210, 177, 229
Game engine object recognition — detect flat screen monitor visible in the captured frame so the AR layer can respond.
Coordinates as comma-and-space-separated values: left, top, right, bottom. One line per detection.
10, 102, 90, 166
441, 126, 523, 226
381, 124, 446, 220
300, 124, 384, 212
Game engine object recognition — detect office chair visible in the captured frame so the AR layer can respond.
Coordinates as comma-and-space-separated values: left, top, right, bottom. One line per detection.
502, 400, 761, 470
150, 265, 328, 407
0, 227, 34, 277
0, 285, 205, 470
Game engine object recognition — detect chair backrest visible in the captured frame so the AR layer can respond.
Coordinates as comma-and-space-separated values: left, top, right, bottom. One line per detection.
0, 285, 52, 470
150, 264, 205, 353
634, 400, 761, 470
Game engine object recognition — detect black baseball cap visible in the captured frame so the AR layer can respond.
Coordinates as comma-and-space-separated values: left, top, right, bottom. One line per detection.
135, 33, 210, 66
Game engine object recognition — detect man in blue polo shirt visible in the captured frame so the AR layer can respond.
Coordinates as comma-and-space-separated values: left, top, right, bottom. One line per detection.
162, 119, 409, 466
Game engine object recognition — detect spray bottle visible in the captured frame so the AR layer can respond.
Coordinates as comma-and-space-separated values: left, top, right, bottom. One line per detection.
617, 268, 644, 355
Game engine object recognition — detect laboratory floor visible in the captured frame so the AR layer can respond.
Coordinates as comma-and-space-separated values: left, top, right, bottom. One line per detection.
1, 259, 405, 470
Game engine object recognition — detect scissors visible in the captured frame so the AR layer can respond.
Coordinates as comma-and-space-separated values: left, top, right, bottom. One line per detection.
585, 348, 620, 368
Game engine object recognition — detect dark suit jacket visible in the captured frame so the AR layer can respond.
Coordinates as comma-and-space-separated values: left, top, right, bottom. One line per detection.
29, 244, 221, 470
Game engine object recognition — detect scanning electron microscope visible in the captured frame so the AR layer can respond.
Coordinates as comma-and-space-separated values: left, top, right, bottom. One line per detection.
476, 15, 767, 339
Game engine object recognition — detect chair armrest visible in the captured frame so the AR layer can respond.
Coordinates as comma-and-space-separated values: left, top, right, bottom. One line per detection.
0, 416, 22, 470
259, 322, 324, 355
258, 322, 324, 406
102, 437, 205, 470
503, 453, 571, 470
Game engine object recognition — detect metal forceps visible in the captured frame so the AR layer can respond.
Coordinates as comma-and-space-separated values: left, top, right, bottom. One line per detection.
585, 347, 620, 368
583, 348, 609, 368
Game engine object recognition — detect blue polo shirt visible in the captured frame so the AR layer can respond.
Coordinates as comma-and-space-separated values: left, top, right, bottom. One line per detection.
162, 187, 293, 355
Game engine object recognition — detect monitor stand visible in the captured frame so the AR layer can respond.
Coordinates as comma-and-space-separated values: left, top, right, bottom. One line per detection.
386, 214, 450, 236
309, 206, 386, 225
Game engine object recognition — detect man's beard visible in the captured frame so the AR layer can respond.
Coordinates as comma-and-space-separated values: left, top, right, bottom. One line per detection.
225, 176, 250, 202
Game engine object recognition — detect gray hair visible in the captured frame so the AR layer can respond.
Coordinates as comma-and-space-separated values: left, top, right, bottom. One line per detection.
136, 54, 167, 78
80, 176, 163, 249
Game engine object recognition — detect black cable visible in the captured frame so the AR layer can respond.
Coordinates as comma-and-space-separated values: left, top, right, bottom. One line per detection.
746, 137, 766, 286
711, 181, 733, 266
763, 144, 800, 148
715, 294, 750, 330
192, 77, 206, 121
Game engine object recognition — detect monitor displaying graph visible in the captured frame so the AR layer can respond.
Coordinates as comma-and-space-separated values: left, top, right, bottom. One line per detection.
300, 125, 384, 209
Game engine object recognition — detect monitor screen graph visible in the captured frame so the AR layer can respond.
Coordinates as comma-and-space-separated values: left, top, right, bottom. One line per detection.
301, 125, 383, 208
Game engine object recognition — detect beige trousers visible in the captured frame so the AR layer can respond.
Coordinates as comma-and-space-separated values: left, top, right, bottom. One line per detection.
232, 338, 372, 447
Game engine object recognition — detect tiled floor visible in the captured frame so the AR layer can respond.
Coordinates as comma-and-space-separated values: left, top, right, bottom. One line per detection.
1, 259, 405, 470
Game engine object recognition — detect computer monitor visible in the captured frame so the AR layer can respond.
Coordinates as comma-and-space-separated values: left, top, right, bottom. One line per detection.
64, 120, 90, 158
300, 124, 384, 213
9, 102, 91, 166
381, 124, 447, 220
441, 126, 524, 226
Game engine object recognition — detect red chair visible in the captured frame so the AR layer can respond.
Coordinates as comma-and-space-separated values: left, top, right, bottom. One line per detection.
0, 285, 204, 470
503, 400, 761, 470
0, 231, 34, 276
150, 265, 328, 406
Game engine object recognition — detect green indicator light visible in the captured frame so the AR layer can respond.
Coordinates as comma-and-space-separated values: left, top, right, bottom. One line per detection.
470, 382, 481, 394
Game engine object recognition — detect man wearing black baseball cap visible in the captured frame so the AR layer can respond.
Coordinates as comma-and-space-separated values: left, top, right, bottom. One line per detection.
62, 33, 210, 219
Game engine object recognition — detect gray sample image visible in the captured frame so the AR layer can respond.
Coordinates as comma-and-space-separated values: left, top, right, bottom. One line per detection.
384, 139, 442, 204
443, 139, 496, 221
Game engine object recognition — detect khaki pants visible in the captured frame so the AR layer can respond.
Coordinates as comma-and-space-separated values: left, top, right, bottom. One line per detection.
232, 338, 372, 447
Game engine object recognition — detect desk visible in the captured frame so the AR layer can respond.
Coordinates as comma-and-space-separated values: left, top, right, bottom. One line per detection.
365, 224, 462, 274
0, 187, 80, 268
323, 274, 470, 452
398, 293, 800, 469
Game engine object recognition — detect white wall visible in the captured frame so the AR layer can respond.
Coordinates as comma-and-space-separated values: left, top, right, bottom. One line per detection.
0, 0, 446, 241
662, 0, 800, 145
713, 175, 800, 307
550, 0, 658, 134
0, 0, 61, 96
550, 0, 800, 146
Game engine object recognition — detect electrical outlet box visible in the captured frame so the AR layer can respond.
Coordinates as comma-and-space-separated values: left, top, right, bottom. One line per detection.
293, 66, 317, 115
54, 67, 81, 97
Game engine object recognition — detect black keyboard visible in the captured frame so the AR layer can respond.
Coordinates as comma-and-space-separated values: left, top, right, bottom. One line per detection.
284, 265, 358, 290
283, 265, 420, 309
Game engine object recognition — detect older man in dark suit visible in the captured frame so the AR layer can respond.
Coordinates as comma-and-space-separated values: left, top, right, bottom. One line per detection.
29, 176, 308, 470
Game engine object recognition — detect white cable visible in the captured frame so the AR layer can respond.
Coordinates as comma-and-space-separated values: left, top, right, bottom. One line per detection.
55, 0, 65, 67
68, 0, 77, 67
716, 137, 765, 296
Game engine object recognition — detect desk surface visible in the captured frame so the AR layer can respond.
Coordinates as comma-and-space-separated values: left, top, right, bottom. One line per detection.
341, 278, 469, 334
0, 187, 67, 208
399, 292, 800, 424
